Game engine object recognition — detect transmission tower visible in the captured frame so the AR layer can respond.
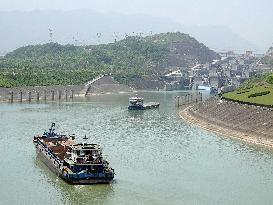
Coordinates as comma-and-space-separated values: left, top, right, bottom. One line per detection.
72, 36, 79, 46
113, 32, 118, 43
48, 28, 53, 43
97, 33, 102, 44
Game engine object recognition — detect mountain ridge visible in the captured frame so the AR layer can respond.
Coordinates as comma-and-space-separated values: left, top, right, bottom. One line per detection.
0, 10, 258, 53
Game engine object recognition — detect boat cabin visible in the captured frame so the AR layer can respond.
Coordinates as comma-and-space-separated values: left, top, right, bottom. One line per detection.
70, 143, 103, 164
128, 97, 144, 106
63, 143, 106, 174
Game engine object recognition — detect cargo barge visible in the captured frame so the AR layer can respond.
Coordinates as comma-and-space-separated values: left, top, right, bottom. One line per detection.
128, 97, 160, 110
33, 123, 115, 184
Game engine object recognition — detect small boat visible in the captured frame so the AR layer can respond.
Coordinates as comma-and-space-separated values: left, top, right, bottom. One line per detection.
197, 85, 212, 91
128, 97, 160, 110
197, 85, 217, 94
33, 123, 115, 184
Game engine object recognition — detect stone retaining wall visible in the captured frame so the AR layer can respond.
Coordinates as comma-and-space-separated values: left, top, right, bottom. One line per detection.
192, 97, 273, 138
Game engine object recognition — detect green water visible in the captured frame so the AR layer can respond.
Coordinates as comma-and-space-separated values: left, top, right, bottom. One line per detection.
1, 91, 273, 205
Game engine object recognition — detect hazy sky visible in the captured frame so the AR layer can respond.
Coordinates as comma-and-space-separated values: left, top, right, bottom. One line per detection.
1, 0, 273, 50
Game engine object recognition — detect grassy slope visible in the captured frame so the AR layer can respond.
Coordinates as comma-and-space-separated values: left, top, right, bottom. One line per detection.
223, 85, 273, 106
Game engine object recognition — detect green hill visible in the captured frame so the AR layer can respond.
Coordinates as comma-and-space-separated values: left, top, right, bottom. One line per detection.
0, 32, 219, 88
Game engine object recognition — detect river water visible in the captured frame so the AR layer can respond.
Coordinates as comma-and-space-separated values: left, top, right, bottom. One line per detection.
1, 91, 273, 205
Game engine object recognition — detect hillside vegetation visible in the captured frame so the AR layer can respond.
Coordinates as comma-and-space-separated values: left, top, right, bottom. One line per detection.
0, 32, 218, 88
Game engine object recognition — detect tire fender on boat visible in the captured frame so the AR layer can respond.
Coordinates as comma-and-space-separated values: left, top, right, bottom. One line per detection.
62, 168, 69, 175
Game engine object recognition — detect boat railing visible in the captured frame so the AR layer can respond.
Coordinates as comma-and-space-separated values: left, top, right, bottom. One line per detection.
36, 138, 62, 165
65, 172, 113, 179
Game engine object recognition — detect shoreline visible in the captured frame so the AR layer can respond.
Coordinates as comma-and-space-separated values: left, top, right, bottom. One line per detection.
180, 104, 273, 149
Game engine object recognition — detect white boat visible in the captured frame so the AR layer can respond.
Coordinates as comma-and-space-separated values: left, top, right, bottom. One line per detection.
197, 85, 212, 91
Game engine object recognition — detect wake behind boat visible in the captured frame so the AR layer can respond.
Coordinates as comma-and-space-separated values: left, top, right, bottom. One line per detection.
33, 123, 115, 184
128, 96, 160, 110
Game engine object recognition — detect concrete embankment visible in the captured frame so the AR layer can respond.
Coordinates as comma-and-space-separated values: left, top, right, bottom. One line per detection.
180, 97, 273, 148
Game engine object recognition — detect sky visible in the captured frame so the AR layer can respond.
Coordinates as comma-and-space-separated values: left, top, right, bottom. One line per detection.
0, 0, 272, 51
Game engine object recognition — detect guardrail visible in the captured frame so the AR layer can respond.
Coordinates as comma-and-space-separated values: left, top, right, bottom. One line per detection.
175, 92, 203, 107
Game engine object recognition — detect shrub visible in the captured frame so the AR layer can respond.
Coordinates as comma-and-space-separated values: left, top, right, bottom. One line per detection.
266, 74, 273, 84
248, 91, 270, 98
237, 90, 250, 94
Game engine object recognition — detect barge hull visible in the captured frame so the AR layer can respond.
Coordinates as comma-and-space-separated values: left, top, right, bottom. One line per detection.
35, 144, 113, 184
143, 103, 160, 109
128, 103, 160, 110
35, 145, 61, 176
